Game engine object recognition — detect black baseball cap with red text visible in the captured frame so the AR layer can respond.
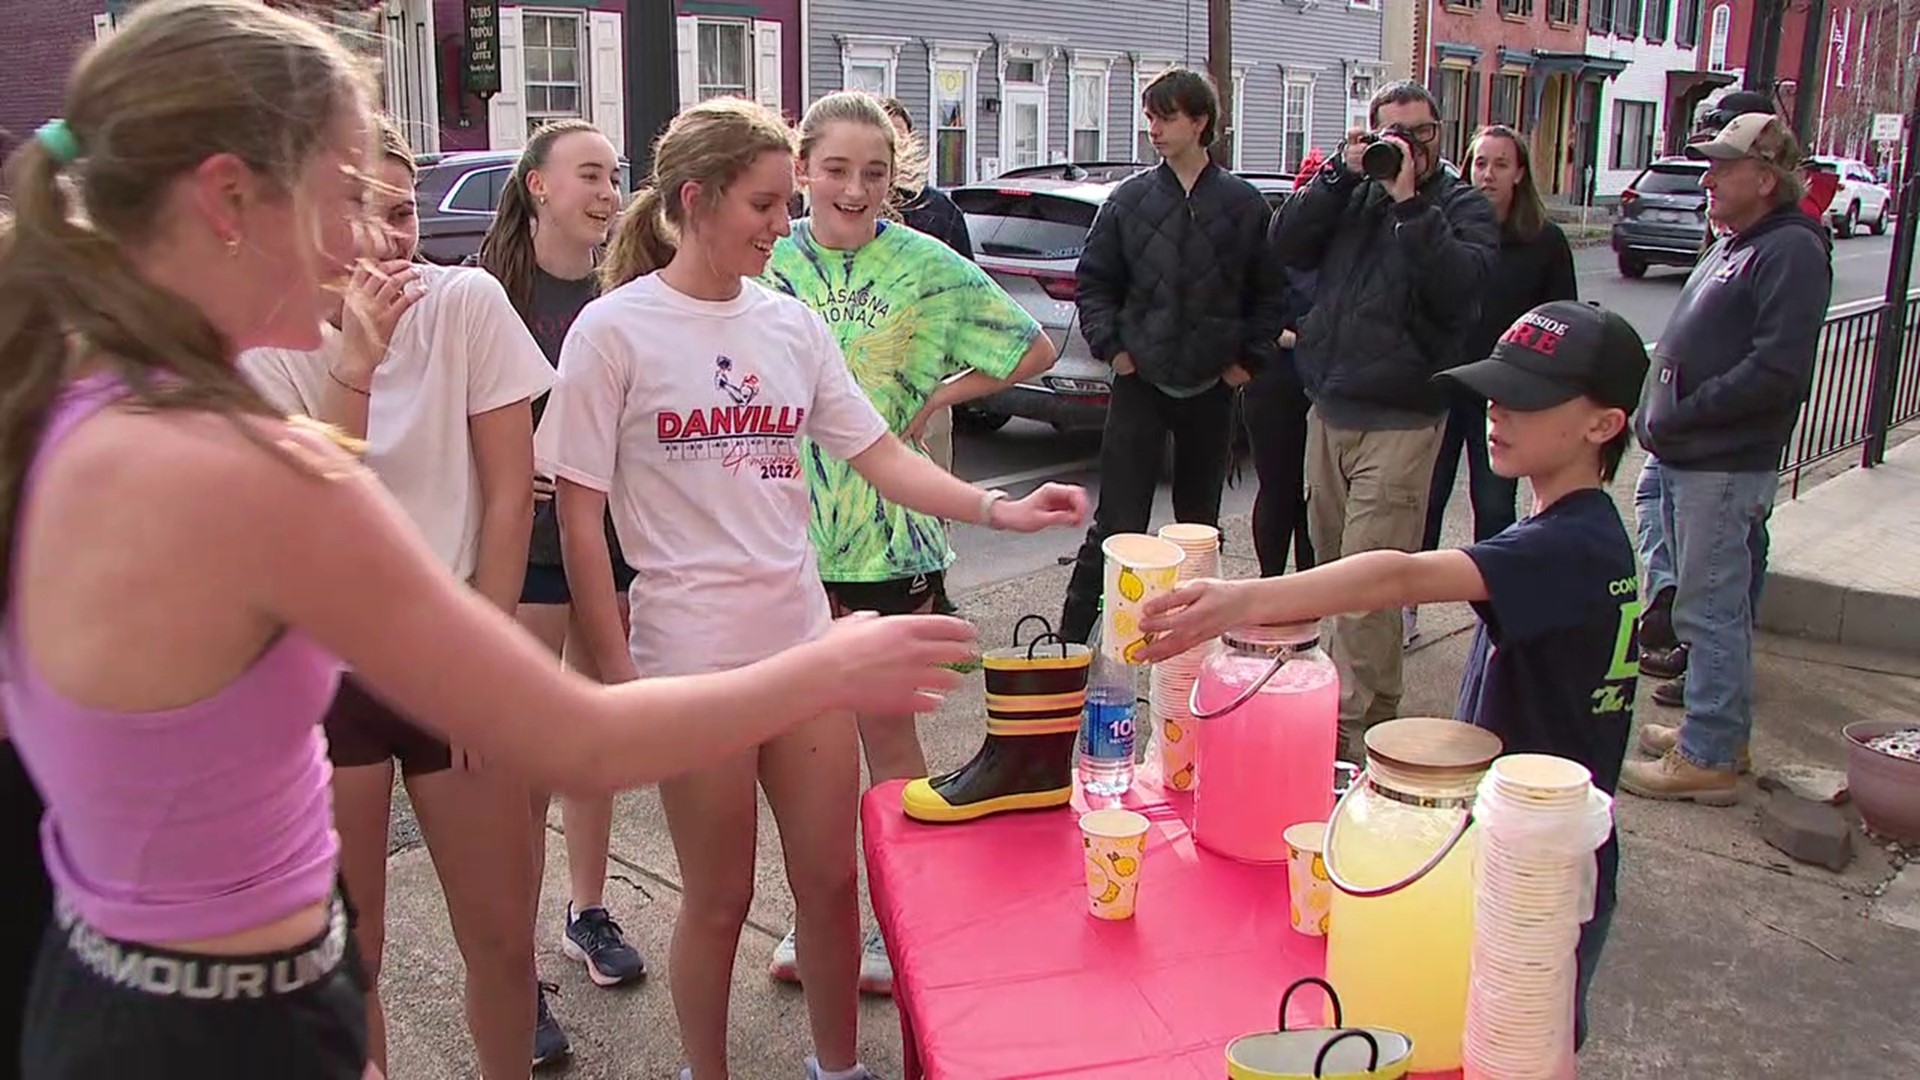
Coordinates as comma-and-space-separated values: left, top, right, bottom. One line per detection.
1438, 300, 1648, 413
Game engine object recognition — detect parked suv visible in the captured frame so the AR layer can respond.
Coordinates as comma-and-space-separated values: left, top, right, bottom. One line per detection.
949, 163, 1294, 432
1811, 155, 1892, 238
412, 149, 632, 265
1612, 157, 1710, 278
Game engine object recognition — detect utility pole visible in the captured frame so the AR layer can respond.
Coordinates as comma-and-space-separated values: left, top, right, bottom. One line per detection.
625, 0, 679, 177
1794, 0, 1830, 145
1745, 0, 1786, 93
1209, 0, 1235, 167
1863, 49, 1920, 467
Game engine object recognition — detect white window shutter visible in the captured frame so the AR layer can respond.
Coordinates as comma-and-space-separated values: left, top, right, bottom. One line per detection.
590, 11, 625, 155
676, 16, 700, 108
752, 20, 783, 112
489, 7, 527, 150
92, 13, 114, 39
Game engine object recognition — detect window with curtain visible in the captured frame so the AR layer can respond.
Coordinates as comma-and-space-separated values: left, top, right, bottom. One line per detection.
695, 20, 750, 100
1439, 66, 1473, 165
1282, 80, 1313, 170
1073, 71, 1105, 160
1612, 100, 1656, 170
934, 64, 970, 187
524, 13, 585, 128
1490, 73, 1526, 129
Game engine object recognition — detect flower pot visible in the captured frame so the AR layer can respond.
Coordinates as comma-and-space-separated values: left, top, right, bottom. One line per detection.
1843, 721, 1920, 844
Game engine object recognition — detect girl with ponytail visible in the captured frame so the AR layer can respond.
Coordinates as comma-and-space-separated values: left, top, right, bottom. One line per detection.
538, 96, 1087, 1080
0, 4, 975, 1075
474, 119, 646, 1064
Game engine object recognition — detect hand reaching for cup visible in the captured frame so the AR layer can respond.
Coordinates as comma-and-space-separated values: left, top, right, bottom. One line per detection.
989, 482, 1091, 533
1136, 578, 1259, 663
817, 611, 978, 716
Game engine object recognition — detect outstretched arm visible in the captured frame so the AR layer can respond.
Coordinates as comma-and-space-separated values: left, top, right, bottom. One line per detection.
1137, 550, 1488, 662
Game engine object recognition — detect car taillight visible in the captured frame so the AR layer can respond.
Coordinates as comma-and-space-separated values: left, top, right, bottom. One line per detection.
1620, 188, 1639, 206
1037, 275, 1077, 302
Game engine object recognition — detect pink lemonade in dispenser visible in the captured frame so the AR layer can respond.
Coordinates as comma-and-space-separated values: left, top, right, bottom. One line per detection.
1189, 622, 1339, 863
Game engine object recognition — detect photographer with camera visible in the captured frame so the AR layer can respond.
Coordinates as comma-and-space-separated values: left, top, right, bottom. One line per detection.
1272, 80, 1498, 756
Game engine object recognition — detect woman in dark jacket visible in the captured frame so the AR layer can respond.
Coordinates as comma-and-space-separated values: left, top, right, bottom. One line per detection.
1422, 125, 1577, 550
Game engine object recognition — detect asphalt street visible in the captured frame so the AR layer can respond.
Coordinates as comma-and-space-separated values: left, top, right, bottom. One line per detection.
946, 233, 1903, 592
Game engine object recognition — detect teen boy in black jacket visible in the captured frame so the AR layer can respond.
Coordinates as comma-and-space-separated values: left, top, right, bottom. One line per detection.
1058, 68, 1284, 643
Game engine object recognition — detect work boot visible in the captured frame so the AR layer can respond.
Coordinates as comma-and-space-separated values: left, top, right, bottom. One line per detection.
1640, 642, 1689, 682
902, 635, 1091, 824
1651, 678, 1686, 709
1620, 750, 1740, 806
1637, 722, 1751, 774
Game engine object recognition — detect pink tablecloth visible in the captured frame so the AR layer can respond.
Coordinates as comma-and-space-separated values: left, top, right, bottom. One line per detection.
861, 775, 1328, 1080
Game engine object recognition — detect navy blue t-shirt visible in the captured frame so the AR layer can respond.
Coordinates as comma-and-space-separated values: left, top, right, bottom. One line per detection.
1456, 486, 1640, 930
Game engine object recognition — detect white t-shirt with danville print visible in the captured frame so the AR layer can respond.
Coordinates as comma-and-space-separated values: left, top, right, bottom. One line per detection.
239, 264, 554, 580
534, 273, 890, 677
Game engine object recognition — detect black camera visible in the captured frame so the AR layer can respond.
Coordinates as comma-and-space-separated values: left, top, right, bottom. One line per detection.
1357, 131, 1407, 182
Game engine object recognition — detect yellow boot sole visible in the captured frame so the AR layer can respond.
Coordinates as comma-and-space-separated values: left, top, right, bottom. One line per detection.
901, 778, 1073, 824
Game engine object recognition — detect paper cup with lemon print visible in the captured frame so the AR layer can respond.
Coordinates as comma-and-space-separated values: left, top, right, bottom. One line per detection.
1080, 808, 1150, 920
1284, 822, 1333, 937
1101, 534, 1185, 666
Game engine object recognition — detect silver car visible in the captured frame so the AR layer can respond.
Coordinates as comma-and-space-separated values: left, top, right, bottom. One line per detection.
950, 164, 1294, 433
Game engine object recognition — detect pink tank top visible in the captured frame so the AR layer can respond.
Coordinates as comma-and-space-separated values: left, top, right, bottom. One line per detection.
1, 375, 343, 943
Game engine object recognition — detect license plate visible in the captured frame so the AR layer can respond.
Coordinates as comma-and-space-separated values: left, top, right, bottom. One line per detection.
1651, 210, 1687, 223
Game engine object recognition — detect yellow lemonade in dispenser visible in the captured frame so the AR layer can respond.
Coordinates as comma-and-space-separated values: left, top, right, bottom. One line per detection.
1322, 719, 1502, 1076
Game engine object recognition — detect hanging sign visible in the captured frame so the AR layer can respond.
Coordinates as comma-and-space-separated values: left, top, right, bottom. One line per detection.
464, 0, 501, 99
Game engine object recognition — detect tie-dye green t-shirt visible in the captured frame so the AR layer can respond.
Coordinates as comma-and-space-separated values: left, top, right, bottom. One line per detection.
763, 220, 1040, 582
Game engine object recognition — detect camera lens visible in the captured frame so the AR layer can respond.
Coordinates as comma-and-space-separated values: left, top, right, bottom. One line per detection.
1362, 138, 1403, 181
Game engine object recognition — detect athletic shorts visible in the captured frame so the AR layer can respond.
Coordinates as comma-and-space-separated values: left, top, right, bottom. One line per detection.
823, 571, 946, 617
322, 673, 451, 776
19, 892, 367, 1080
519, 558, 639, 606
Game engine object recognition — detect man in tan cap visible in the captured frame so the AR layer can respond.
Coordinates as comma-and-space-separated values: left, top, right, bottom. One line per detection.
1622, 112, 1833, 804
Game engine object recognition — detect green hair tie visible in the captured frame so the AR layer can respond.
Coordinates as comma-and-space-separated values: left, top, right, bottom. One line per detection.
35, 119, 81, 165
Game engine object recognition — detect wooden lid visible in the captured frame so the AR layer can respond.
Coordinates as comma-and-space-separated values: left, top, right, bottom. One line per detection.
1364, 718, 1504, 778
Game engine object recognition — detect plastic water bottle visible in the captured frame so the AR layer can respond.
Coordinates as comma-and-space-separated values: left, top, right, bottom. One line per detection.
1080, 617, 1137, 797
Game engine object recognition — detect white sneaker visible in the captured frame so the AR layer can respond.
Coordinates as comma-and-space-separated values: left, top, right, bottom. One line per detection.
858, 927, 893, 996
767, 925, 891, 994
768, 927, 800, 983
805, 1057, 878, 1080
1402, 607, 1419, 649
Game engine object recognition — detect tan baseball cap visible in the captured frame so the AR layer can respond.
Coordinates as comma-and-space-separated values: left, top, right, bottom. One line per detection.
1684, 112, 1802, 170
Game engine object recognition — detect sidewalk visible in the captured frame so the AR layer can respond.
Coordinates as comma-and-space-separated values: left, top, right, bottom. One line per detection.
380, 467, 1920, 1079
1761, 434, 1920, 656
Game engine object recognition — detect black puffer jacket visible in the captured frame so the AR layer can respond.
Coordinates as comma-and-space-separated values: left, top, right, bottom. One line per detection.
1273, 161, 1499, 414
1076, 162, 1283, 389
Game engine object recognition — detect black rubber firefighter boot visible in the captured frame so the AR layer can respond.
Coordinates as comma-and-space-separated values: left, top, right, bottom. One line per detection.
902, 640, 1092, 824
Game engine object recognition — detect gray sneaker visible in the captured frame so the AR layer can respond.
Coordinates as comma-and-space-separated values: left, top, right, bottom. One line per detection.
768, 927, 800, 983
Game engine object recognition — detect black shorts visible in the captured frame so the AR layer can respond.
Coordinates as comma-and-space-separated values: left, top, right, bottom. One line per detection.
19, 894, 367, 1080
323, 673, 451, 775
519, 559, 640, 606
823, 571, 946, 617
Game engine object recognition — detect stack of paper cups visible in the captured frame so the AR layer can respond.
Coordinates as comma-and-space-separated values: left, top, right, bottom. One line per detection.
1147, 524, 1221, 792
1157, 523, 1222, 580
1463, 754, 1615, 1080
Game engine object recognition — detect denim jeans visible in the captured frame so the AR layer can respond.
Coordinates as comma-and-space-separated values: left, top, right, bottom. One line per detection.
1663, 466, 1779, 769
1633, 456, 1675, 599
1422, 385, 1519, 548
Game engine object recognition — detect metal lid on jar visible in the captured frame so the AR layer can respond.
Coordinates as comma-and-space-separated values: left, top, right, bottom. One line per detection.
1222, 620, 1321, 654
1364, 718, 1504, 781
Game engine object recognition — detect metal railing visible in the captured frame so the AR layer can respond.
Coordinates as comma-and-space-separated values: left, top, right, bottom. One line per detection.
1779, 289, 1920, 496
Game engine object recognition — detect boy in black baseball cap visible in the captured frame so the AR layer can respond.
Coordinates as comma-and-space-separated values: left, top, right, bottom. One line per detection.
1137, 299, 1650, 1050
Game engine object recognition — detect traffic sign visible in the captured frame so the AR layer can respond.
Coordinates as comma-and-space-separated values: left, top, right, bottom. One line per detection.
1873, 112, 1905, 142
